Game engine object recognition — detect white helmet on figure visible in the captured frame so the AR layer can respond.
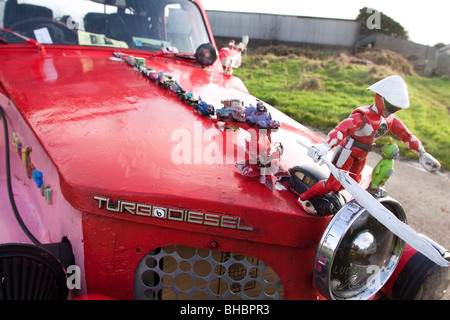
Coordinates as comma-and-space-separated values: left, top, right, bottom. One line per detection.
367, 75, 410, 115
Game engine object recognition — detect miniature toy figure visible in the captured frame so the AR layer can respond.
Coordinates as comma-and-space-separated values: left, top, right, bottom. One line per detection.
367, 138, 399, 197
244, 100, 281, 129
236, 134, 289, 190
219, 40, 242, 75
298, 75, 441, 215
32, 169, 43, 188
216, 99, 246, 122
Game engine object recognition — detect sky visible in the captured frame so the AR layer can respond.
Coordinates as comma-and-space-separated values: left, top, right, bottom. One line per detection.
201, 0, 450, 46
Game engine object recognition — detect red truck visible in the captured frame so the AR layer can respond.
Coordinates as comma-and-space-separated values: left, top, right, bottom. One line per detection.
0, 0, 448, 301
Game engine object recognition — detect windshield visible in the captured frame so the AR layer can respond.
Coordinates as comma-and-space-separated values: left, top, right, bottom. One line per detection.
0, 0, 211, 53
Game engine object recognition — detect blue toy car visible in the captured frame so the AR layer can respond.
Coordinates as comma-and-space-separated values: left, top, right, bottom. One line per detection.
195, 97, 215, 117
216, 99, 245, 122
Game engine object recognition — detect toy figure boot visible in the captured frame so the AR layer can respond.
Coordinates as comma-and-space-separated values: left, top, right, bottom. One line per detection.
296, 181, 329, 215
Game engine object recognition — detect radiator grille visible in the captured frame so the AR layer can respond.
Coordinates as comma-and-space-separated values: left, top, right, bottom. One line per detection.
134, 245, 283, 300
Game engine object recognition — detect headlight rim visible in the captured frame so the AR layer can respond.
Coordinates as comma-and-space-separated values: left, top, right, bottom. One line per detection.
314, 197, 406, 300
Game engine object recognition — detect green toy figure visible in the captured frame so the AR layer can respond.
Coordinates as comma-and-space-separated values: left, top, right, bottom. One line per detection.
368, 138, 400, 197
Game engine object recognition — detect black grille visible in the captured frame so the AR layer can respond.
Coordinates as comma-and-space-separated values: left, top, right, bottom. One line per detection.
0, 243, 68, 300
134, 245, 283, 300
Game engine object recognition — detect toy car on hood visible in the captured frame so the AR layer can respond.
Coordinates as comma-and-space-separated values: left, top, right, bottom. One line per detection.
179, 91, 199, 107
157, 71, 175, 89
216, 99, 245, 122
245, 102, 281, 129
0, 0, 448, 301
194, 97, 215, 117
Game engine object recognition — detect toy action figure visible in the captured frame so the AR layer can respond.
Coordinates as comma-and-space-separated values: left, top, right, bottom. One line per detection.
367, 138, 399, 197
298, 75, 441, 215
219, 40, 242, 75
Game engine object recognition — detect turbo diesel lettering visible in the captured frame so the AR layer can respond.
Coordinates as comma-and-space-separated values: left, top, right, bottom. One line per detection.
93, 196, 254, 231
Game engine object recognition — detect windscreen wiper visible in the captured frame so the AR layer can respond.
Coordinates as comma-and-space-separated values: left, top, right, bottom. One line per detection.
0, 27, 46, 55
148, 46, 196, 61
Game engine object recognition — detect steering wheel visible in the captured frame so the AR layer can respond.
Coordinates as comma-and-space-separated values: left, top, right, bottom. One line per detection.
7, 17, 78, 44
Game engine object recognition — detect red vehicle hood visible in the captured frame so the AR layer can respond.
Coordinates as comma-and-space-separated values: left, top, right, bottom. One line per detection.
0, 46, 332, 245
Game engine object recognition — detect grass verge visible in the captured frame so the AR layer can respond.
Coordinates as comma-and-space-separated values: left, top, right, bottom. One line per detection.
234, 47, 450, 170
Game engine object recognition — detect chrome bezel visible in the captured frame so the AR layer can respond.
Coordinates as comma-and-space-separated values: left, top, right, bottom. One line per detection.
314, 197, 406, 300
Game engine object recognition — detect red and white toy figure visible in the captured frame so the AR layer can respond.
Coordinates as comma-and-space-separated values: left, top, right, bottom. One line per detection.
219, 40, 242, 75
298, 75, 441, 215
236, 131, 289, 191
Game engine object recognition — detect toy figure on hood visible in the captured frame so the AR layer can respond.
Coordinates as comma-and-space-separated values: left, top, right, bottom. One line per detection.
367, 138, 399, 197
298, 75, 441, 215
219, 39, 242, 75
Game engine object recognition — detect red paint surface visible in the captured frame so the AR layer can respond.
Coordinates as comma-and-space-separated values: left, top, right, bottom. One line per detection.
0, 44, 326, 225
81, 212, 323, 299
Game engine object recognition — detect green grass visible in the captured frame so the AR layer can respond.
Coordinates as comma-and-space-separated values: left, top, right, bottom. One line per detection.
234, 48, 450, 170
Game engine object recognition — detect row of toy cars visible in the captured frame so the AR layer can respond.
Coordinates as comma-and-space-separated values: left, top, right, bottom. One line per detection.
113, 51, 281, 129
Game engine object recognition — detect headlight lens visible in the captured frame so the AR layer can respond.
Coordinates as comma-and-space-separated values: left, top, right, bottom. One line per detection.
314, 199, 405, 300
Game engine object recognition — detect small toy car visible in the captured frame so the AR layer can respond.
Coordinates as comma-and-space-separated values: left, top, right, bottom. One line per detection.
179, 91, 199, 107
124, 55, 135, 66
146, 68, 159, 81
134, 57, 146, 68
216, 99, 245, 122
244, 101, 281, 129
157, 72, 175, 89
195, 97, 215, 117
169, 81, 184, 96
283, 165, 344, 216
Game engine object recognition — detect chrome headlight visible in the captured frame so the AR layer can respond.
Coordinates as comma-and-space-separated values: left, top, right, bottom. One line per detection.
314, 199, 405, 300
